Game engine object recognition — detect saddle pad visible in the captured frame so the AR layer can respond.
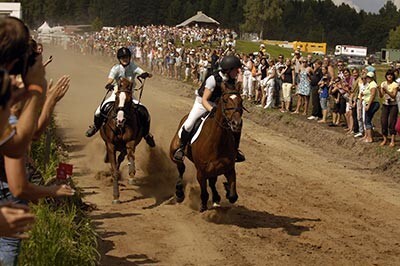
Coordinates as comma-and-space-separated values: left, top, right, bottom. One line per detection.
178, 113, 210, 145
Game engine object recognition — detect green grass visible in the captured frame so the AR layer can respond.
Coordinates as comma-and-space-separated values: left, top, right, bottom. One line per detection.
30, 118, 62, 181
235, 40, 307, 59
19, 201, 99, 266
19, 117, 99, 266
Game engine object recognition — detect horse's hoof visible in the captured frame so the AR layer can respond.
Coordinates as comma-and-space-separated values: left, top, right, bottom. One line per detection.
128, 178, 135, 185
200, 205, 207, 212
176, 194, 185, 203
212, 202, 221, 208
228, 195, 238, 204
112, 199, 121, 204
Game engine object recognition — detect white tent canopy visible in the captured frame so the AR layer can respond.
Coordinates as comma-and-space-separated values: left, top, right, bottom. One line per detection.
176, 11, 220, 28
37, 21, 51, 34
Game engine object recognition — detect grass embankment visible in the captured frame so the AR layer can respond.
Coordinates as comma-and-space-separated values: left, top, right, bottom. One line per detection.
18, 118, 99, 266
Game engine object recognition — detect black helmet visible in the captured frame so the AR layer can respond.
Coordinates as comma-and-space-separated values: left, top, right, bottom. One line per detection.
220, 55, 242, 72
117, 47, 131, 59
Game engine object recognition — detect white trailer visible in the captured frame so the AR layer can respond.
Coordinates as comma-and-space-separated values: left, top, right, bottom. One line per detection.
0, 2, 21, 19
334, 45, 367, 57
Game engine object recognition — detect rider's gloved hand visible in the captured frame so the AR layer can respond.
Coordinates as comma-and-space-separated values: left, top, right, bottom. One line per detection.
138, 72, 151, 79
105, 84, 114, 91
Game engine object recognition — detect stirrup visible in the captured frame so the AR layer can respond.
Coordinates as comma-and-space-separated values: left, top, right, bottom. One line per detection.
173, 148, 185, 161
144, 134, 155, 147
85, 125, 98, 137
236, 150, 245, 163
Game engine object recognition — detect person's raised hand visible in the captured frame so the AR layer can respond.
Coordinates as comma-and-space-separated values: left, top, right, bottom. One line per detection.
47, 75, 70, 103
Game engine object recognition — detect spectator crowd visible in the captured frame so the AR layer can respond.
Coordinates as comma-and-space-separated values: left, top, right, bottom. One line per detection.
68, 24, 400, 151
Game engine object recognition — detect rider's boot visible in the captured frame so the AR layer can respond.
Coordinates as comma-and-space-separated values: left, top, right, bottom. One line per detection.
85, 115, 103, 137
233, 131, 245, 162
173, 128, 190, 161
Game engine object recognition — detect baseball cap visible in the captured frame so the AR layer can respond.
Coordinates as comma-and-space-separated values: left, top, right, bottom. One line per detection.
366, 72, 374, 78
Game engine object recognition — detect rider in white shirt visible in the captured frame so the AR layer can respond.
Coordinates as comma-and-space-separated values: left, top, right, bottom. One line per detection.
85, 47, 155, 147
173, 55, 245, 162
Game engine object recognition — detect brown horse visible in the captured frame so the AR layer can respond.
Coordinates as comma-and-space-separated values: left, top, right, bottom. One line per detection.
100, 77, 145, 204
169, 82, 244, 212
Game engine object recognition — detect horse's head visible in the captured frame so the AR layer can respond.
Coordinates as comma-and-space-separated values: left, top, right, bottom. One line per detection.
219, 82, 243, 132
114, 77, 133, 128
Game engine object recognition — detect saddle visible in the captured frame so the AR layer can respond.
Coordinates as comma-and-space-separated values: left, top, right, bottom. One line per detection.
100, 102, 114, 119
179, 111, 211, 145
101, 101, 151, 136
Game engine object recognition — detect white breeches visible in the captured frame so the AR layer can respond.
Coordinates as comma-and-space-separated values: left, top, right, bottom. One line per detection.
95, 92, 139, 116
182, 97, 210, 132
242, 70, 253, 97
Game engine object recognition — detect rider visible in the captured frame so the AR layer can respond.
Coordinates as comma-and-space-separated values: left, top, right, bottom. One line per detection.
85, 47, 155, 147
173, 55, 245, 162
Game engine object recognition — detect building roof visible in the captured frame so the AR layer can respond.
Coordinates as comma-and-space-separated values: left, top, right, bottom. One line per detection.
176, 11, 220, 28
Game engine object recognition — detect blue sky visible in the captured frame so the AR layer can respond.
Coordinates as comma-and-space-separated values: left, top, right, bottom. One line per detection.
333, 0, 400, 13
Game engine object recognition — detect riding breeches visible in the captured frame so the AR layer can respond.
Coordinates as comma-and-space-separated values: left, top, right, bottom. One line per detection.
94, 93, 139, 116
182, 96, 211, 132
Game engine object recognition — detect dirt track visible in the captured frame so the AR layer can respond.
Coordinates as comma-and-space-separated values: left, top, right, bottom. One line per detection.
46, 46, 400, 266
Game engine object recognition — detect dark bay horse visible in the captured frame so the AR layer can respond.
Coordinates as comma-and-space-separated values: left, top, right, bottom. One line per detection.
169, 82, 244, 212
100, 77, 145, 204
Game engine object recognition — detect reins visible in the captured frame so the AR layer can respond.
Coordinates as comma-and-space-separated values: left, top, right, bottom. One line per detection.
134, 76, 146, 104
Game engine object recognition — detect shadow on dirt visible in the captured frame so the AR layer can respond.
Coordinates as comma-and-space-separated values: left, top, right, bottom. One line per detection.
203, 205, 320, 236
98, 231, 159, 265
91, 212, 141, 221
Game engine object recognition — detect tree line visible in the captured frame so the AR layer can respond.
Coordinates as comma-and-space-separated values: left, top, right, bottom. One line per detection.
10, 0, 400, 52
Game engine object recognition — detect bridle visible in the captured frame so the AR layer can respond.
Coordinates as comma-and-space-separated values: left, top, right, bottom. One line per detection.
215, 90, 245, 131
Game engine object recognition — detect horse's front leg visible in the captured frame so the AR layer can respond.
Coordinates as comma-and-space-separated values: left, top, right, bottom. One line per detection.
106, 143, 120, 204
126, 141, 137, 185
117, 149, 127, 169
208, 176, 221, 207
223, 168, 238, 204
197, 172, 209, 212
175, 160, 186, 203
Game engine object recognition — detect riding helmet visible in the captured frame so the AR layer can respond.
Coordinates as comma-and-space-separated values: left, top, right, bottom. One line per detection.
220, 55, 242, 72
117, 47, 131, 59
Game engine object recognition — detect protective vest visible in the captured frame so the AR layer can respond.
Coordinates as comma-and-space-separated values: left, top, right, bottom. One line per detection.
197, 72, 223, 103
